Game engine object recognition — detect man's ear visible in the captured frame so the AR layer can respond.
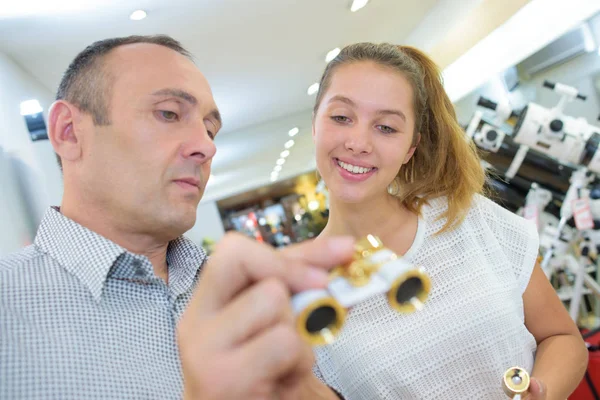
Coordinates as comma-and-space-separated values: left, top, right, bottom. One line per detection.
403, 132, 421, 164
47, 101, 84, 166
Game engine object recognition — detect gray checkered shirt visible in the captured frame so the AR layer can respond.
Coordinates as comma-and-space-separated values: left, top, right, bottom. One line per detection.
0, 207, 207, 399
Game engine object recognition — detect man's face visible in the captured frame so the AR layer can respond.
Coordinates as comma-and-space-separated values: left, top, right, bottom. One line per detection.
77, 43, 220, 239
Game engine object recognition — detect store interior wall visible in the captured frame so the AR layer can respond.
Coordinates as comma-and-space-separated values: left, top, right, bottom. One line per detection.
454, 13, 600, 126
0, 146, 31, 256
454, 52, 600, 127
0, 51, 62, 255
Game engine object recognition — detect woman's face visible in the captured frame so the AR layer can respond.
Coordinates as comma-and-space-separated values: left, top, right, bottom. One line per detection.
313, 61, 418, 204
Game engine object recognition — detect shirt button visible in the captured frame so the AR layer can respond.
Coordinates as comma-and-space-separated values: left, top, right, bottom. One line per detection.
132, 260, 145, 277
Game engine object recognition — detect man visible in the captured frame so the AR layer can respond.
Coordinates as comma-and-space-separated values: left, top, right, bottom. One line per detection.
0, 35, 350, 399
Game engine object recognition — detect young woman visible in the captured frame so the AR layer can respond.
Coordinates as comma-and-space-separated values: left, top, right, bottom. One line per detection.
310, 43, 588, 399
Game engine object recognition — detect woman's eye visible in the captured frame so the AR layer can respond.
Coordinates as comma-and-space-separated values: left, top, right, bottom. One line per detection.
378, 125, 396, 134
331, 116, 350, 123
159, 110, 179, 121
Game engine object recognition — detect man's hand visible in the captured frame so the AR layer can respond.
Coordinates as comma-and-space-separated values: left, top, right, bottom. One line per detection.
177, 233, 354, 400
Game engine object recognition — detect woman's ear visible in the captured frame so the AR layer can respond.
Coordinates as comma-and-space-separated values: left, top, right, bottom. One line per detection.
47, 101, 83, 166
403, 132, 421, 164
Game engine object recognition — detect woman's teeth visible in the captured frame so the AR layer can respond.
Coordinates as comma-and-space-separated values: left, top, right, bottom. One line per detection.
337, 159, 374, 174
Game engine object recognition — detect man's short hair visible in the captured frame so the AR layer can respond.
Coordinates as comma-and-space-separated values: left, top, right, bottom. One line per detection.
54, 35, 193, 170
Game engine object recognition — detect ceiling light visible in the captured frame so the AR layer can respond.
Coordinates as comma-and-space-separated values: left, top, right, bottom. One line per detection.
350, 0, 369, 12
129, 10, 147, 20
20, 99, 42, 116
274, 165, 282, 172
280, 150, 290, 158
270, 175, 278, 182
284, 140, 295, 149
288, 127, 299, 137
325, 48, 341, 63
307, 83, 320, 96
276, 158, 286, 165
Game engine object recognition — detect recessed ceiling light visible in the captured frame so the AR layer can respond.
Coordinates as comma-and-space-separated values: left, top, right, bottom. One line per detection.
325, 48, 341, 63
20, 99, 42, 116
350, 0, 369, 12
274, 165, 282, 172
276, 158, 286, 165
130, 10, 147, 21
307, 83, 319, 96
288, 127, 299, 137
284, 140, 295, 149
280, 150, 290, 158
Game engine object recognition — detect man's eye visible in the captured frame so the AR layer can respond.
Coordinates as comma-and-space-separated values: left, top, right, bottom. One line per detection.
332, 116, 350, 123
159, 110, 179, 121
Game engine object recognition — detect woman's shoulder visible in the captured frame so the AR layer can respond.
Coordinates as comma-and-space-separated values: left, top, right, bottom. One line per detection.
420, 194, 535, 236
469, 194, 532, 230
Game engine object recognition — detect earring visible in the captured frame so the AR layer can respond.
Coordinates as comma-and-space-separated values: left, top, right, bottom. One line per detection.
387, 177, 400, 196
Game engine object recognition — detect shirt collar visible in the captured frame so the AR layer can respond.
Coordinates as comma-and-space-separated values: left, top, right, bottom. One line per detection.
34, 207, 207, 302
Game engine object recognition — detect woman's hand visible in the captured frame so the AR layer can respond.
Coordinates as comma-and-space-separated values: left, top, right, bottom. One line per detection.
524, 377, 546, 400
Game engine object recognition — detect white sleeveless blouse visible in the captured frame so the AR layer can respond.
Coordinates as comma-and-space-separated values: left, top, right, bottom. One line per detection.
314, 195, 539, 399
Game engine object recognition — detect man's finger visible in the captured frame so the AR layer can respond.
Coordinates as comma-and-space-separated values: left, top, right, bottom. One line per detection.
189, 233, 355, 318
208, 278, 294, 348
232, 323, 311, 386
280, 236, 355, 268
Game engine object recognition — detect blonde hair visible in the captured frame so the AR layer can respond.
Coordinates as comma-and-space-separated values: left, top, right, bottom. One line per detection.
314, 43, 485, 233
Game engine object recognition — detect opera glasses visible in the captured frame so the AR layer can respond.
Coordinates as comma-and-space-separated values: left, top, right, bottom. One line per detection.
291, 234, 431, 346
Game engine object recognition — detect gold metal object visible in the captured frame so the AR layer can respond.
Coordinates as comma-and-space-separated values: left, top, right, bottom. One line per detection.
387, 268, 432, 313
502, 367, 530, 398
296, 296, 347, 346
330, 234, 394, 287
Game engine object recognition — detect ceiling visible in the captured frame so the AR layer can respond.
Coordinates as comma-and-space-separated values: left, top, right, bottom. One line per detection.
0, 0, 439, 134
3, 0, 592, 204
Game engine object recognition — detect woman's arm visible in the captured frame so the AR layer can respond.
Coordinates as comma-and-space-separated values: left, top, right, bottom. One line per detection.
523, 262, 588, 399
